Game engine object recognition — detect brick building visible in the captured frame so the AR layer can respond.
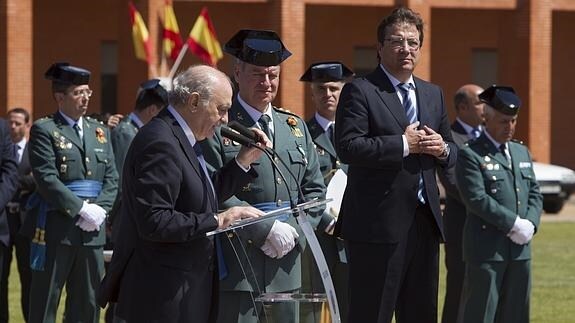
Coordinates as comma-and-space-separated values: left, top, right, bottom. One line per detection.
1, 0, 574, 168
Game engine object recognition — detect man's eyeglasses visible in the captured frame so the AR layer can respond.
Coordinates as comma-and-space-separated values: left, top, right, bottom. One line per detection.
385, 37, 420, 51
70, 89, 93, 98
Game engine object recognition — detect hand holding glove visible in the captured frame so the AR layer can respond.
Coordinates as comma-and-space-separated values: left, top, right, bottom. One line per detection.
260, 239, 279, 258
78, 201, 107, 227
263, 220, 299, 259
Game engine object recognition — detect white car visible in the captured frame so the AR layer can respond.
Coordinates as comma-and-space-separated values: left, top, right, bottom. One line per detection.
533, 162, 575, 213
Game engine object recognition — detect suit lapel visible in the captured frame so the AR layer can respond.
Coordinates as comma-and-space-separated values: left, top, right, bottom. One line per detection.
54, 113, 84, 151
415, 79, 431, 127
366, 67, 409, 129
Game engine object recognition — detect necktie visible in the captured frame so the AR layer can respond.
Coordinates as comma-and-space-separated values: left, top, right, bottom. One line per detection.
258, 114, 273, 143
327, 123, 335, 147
398, 83, 417, 123
398, 83, 425, 203
500, 144, 511, 165
73, 123, 82, 140
16, 145, 23, 163
195, 143, 227, 280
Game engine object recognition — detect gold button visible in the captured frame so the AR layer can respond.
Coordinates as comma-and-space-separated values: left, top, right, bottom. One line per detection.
85, 157, 90, 163
62, 156, 67, 161
247, 239, 253, 244
227, 233, 234, 238
66, 209, 71, 214
481, 225, 487, 229
517, 201, 521, 205
516, 188, 520, 192
87, 171, 92, 176
276, 177, 282, 184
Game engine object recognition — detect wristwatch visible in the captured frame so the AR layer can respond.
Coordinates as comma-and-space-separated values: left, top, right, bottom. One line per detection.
439, 142, 450, 159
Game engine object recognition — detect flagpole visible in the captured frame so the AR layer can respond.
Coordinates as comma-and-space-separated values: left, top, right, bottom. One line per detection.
168, 43, 189, 80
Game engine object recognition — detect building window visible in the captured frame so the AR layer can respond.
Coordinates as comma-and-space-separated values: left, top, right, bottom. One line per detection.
101, 42, 118, 115
472, 49, 498, 88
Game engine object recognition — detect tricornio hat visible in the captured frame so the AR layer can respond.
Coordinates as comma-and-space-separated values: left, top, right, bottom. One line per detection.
479, 85, 521, 116
135, 79, 169, 110
44, 62, 90, 85
224, 29, 291, 66
300, 61, 354, 83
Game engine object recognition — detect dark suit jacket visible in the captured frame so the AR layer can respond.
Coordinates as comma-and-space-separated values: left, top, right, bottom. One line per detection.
334, 67, 456, 243
0, 119, 19, 247
98, 108, 256, 323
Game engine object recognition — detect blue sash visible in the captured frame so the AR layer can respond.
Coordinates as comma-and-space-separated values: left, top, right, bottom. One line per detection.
28, 180, 103, 271
252, 201, 291, 222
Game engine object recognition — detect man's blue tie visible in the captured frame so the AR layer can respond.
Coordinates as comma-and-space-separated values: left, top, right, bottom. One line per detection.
471, 127, 481, 139
398, 83, 425, 204
194, 143, 228, 280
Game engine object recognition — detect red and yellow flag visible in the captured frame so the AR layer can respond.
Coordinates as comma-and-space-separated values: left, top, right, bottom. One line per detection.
187, 7, 223, 66
128, 1, 151, 64
163, 0, 183, 60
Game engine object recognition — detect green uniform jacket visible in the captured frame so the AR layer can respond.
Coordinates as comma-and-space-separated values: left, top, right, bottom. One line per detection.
202, 102, 326, 293
455, 135, 542, 263
24, 113, 118, 246
109, 117, 139, 232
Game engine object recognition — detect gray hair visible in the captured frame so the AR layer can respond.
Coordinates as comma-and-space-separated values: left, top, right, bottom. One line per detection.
169, 64, 232, 108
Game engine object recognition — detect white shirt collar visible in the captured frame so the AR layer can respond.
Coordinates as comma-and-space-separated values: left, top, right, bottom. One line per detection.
16, 137, 27, 149
167, 105, 198, 147
314, 113, 333, 132
379, 64, 415, 89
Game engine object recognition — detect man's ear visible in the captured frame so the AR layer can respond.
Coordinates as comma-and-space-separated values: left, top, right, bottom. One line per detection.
187, 92, 200, 112
53, 92, 65, 104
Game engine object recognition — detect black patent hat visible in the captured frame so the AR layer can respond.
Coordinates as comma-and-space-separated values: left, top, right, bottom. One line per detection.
479, 85, 521, 116
44, 62, 90, 85
300, 61, 355, 82
224, 29, 291, 66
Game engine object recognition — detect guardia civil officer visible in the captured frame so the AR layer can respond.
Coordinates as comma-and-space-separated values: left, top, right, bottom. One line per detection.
456, 85, 542, 323
24, 63, 118, 323
299, 61, 353, 323
202, 30, 326, 323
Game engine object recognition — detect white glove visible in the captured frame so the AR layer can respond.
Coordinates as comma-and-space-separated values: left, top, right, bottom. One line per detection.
260, 239, 279, 258
265, 220, 299, 259
75, 217, 100, 232
79, 201, 107, 227
508, 217, 535, 245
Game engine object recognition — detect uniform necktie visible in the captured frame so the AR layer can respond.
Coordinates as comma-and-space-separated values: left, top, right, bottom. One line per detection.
258, 114, 273, 143
328, 123, 335, 147
500, 143, 511, 164
16, 145, 23, 163
73, 123, 82, 141
398, 83, 425, 203
195, 143, 227, 280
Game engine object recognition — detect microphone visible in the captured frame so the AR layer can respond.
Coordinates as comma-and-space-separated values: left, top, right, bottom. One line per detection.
228, 121, 258, 142
220, 126, 256, 147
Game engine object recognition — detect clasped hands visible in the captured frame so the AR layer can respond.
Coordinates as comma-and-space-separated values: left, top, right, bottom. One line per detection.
507, 216, 535, 245
405, 121, 446, 157
76, 201, 107, 232
260, 220, 299, 259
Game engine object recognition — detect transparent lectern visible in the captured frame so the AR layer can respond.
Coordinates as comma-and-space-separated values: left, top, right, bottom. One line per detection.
206, 198, 341, 323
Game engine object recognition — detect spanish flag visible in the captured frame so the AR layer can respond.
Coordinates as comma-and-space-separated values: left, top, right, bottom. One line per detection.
163, 0, 183, 61
128, 1, 151, 64
187, 7, 223, 66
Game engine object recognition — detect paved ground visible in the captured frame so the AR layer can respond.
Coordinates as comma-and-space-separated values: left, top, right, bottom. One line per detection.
541, 195, 575, 222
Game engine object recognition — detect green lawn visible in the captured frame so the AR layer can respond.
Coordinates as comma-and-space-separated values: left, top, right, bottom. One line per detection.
6, 222, 575, 322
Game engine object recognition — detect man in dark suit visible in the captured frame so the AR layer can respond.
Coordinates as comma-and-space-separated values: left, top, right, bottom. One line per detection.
25, 63, 118, 323
456, 85, 542, 323
334, 7, 457, 323
0, 108, 34, 322
98, 65, 268, 323
438, 84, 485, 323
202, 29, 326, 323
299, 61, 353, 323
0, 117, 18, 323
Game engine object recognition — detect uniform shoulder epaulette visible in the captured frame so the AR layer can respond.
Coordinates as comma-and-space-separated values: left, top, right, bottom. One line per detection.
273, 106, 300, 118
85, 116, 105, 126
34, 115, 54, 125
511, 139, 525, 145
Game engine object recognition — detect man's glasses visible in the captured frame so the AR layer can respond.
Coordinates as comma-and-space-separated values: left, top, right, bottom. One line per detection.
70, 89, 93, 98
385, 36, 420, 51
